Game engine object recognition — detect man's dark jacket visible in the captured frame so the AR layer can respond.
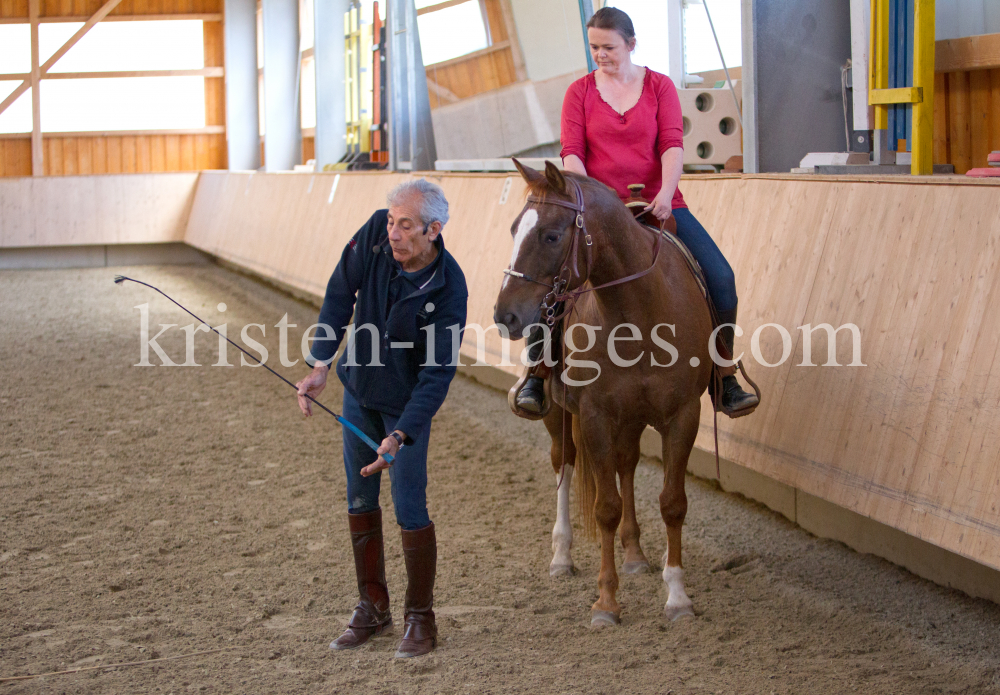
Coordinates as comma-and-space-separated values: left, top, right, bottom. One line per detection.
307, 209, 468, 444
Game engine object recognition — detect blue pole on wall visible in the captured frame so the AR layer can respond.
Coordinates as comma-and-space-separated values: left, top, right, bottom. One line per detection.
578, 0, 595, 72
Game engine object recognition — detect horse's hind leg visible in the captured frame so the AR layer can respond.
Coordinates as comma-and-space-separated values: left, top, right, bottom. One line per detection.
619, 428, 650, 574
543, 404, 576, 577
658, 399, 700, 621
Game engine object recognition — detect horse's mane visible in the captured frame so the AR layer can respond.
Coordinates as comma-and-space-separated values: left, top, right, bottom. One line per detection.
523, 170, 620, 209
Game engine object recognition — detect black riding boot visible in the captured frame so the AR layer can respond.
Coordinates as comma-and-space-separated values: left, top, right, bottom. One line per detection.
716, 308, 759, 417
515, 325, 549, 414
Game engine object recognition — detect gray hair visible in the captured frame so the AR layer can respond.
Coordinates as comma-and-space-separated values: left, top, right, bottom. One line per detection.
387, 178, 450, 229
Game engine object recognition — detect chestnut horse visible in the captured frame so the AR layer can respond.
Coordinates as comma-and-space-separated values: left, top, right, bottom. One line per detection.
494, 160, 713, 626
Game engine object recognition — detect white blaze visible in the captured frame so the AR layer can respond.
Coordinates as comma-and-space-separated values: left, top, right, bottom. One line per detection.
503, 208, 539, 289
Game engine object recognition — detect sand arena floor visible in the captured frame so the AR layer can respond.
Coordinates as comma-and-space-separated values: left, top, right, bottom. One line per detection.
2, 263, 1000, 694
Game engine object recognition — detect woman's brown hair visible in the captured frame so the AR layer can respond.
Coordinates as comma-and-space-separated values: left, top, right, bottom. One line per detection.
586, 7, 636, 44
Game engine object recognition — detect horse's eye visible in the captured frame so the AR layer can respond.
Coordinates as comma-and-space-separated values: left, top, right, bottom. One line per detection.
543, 233, 560, 244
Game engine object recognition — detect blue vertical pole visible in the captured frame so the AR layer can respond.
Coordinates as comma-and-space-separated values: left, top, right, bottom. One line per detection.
578, 0, 596, 72
887, 0, 898, 150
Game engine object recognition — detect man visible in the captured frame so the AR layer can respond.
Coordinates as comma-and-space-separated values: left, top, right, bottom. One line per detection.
295, 179, 468, 658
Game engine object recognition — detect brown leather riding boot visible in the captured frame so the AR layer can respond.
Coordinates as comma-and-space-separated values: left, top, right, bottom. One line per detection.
395, 522, 437, 658
330, 508, 392, 651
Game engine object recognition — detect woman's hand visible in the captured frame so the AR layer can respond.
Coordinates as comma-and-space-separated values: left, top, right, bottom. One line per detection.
643, 188, 674, 223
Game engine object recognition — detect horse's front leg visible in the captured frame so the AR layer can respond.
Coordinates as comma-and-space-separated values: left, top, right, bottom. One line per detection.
659, 398, 700, 621
591, 460, 623, 626
543, 404, 576, 577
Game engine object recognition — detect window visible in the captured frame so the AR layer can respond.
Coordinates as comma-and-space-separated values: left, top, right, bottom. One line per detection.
0, 20, 208, 134
416, 0, 490, 66
0, 26, 34, 133
603, 0, 672, 75
601, 0, 742, 77
683, 0, 741, 74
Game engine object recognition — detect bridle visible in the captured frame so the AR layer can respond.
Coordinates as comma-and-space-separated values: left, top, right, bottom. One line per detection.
501, 177, 666, 489
502, 177, 664, 327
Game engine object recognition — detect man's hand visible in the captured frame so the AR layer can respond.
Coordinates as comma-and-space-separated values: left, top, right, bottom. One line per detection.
643, 188, 674, 223
295, 363, 329, 416
361, 431, 405, 477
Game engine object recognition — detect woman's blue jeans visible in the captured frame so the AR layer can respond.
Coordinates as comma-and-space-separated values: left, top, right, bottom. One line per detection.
672, 207, 738, 313
341, 388, 431, 530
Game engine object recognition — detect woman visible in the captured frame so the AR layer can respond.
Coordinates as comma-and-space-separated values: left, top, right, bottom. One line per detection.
516, 6, 758, 417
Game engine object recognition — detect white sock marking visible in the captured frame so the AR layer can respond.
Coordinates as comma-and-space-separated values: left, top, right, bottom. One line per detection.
551, 466, 574, 569
662, 565, 693, 609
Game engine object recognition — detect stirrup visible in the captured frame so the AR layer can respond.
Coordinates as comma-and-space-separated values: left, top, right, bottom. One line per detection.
715, 360, 761, 419
508, 368, 551, 420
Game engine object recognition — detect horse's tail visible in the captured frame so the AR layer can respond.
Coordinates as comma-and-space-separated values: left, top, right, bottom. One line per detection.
572, 415, 598, 539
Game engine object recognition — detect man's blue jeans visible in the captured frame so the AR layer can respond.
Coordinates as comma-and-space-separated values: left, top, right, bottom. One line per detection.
673, 207, 738, 313
341, 388, 431, 530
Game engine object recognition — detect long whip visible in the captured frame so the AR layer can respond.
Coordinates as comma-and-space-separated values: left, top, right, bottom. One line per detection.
114, 275, 394, 464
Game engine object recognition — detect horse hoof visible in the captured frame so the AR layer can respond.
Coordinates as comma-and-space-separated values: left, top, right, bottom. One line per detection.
622, 561, 651, 575
549, 563, 576, 577
664, 604, 695, 622
590, 610, 620, 627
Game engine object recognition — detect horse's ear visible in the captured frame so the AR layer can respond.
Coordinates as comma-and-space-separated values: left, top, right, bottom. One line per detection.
512, 158, 544, 186
544, 161, 568, 195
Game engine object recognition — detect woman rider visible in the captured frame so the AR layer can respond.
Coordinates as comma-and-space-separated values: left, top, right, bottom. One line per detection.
515, 6, 758, 417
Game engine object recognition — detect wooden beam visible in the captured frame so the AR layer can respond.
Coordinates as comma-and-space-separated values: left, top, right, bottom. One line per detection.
0, 68, 225, 80
416, 0, 472, 16
936, 33, 1000, 73
497, 0, 526, 82
423, 40, 510, 70
870, 86, 923, 104
426, 77, 460, 104
0, 0, 125, 118
40, 0, 127, 74
51, 68, 224, 79
30, 0, 43, 177
0, 13, 224, 23
0, 126, 226, 139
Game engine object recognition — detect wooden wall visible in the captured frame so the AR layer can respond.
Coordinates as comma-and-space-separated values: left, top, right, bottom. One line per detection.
183, 170, 1000, 574
932, 33, 1000, 174
0, 172, 198, 246
934, 68, 1000, 174
0, 0, 227, 177
424, 0, 521, 110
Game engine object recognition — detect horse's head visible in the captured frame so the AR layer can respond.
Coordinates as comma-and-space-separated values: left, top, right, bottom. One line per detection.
493, 159, 589, 338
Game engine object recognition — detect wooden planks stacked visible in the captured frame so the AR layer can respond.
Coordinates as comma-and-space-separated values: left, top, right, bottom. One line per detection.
933, 34, 1000, 174
0, 171, 198, 246
182, 170, 1000, 572
0, 0, 226, 177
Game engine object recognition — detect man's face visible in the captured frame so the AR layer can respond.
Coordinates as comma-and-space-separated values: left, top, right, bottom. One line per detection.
386, 192, 440, 267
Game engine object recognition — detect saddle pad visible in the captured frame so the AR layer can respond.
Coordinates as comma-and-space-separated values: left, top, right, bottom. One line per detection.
642, 223, 710, 302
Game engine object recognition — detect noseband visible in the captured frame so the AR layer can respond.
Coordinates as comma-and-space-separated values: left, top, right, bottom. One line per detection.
502, 177, 663, 326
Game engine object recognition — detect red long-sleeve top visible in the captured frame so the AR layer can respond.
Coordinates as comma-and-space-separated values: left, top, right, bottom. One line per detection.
560, 68, 687, 209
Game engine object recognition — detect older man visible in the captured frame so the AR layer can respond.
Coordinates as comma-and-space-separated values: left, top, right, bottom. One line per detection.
295, 179, 468, 658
